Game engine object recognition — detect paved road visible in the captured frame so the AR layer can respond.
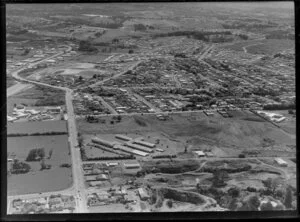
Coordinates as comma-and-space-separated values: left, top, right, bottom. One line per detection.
95, 95, 118, 115
127, 89, 162, 113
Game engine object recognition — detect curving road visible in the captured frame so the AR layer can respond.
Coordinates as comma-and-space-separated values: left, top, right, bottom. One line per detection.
8, 46, 88, 213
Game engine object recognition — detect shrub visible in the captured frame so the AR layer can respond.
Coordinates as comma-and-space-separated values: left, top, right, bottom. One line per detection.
284, 187, 293, 209
26, 148, 45, 162
11, 160, 31, 174
228, 187, 240, 198
246, 187, 257, 192
167, 199, 173, 208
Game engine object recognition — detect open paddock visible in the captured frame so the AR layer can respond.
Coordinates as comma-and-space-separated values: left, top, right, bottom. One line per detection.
7, 134, 72, 195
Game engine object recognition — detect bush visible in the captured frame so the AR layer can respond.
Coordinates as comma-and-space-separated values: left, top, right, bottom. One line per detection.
260, 201, 274, 211
246, 187, 257, 192
60, 163, 72, 168
211, 170, 229, 187
228, 187, 240, 198
284, 187, 293, 209
11, 160, 31, 174
26, 148, 45, 162
167, 199, 173, 208
78, 40, 98, 52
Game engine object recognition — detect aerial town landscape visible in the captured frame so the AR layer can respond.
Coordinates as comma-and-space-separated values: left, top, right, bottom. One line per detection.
6, 2, 296, 214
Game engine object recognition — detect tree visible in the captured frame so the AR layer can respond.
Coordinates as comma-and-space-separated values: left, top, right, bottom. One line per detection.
48, 149, 53, 159
260, 201, 274, 211
284, 187, 293, 209
167, 199, 173, 208
78, 76, 83, 81
117, 115, 122, 122
248, 195, 260, 211
262, 177, 281, 194
26, 148, 45, 162
238, 154, 246, 158
40, 159, 47, 170
212, 170, 229, 187
228, 187, 240, 198
228, 198, 239, 211
128, 49, 134, 54
78, 135, 83, 148
78, 40, 98, 52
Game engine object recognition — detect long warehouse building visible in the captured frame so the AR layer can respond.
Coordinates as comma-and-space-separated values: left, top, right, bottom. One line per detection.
113, 144, 149, 157
92, 137, 115, 148
115, 134, 133, 141
125, 142, 153, 153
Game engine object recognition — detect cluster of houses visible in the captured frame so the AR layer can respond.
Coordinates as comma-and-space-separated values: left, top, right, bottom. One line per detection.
8, 105, 62, 123
87, 186, 150, 208
10, 194, 76, 214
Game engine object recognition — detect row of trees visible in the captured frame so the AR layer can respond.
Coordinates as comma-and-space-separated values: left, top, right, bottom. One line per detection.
78, 40, 98, 52
263, 102, 295, 110
153, 30, 233, 42
8, 131, 67, 137
152, 155, 177, 159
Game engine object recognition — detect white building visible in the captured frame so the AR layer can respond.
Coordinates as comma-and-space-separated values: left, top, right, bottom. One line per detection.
194, 150, 205, 157
274, 158, 288, 167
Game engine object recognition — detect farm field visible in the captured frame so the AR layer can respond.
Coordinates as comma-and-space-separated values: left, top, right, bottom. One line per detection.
246, 39, 295, 55
7, 120, 67, 134
7, 135, 72, 195
221, 39, 294, 55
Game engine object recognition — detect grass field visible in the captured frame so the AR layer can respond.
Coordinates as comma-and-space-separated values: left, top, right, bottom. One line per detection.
246, 39, 295, 55
222, 39, 294, 55
8, 120, 67, 134
7, 134, 72, 195
6, 75, 17, 88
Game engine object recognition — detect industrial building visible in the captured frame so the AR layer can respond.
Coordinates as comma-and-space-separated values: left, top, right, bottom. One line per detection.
92, 137, 115, 148
125, 142, 153, 153
113, 144, 149, 157
46, 106, 61, 114
274, 158, 288, 167
123, 162, 141, 169
138, 188, 150, 201
194, 150, 205, 157
96, 174, 109, 181
205, 151, 214, 157
105, 162, 119, 167
115, 134, 132, 141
